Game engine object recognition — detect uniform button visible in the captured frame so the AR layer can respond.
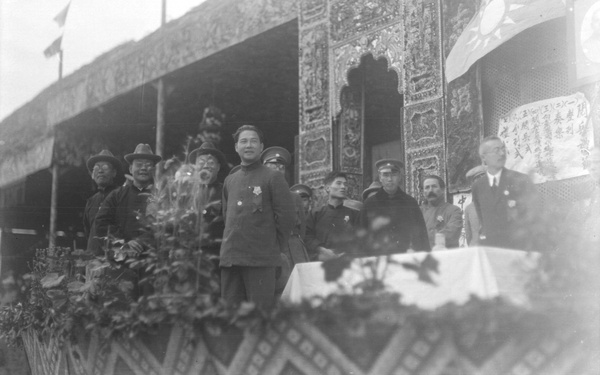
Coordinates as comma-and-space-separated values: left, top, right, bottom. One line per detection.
237, 201, 242, 206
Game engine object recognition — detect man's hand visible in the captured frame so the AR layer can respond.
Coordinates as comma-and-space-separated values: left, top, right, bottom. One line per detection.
317, 247, 339, 261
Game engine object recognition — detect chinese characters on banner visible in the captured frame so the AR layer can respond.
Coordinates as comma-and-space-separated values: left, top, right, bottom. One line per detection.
498, 93, 594, 184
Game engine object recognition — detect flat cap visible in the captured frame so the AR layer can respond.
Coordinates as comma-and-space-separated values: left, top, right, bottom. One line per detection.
261, 146, 291, 166
290, 184, 312, 198
375, 159, 404, 173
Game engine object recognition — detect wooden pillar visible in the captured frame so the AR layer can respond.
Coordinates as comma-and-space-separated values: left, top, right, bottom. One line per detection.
156, 79, 166, 157
49, 164, 59, 248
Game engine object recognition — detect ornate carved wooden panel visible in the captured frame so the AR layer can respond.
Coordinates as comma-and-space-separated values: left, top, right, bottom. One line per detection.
445, 67, 483, 192
339, 86, 363, 174
332, 22, 403, 114
299, 128, 333, 185
300, 0, 328, 26
404, 99, 444, 150
300, 24, 330, 131
403, 0, 443, 105
405, 146, 445, 198
329, 0, 402, 44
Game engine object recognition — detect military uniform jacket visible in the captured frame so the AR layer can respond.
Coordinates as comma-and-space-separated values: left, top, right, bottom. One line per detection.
219, 160, 295, 267
95, 183, 154, 242
83, 184, 118, 254
360, 188, 430, 255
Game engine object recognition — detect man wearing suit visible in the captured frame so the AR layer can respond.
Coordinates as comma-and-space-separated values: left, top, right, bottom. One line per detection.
472, 136, 540, 250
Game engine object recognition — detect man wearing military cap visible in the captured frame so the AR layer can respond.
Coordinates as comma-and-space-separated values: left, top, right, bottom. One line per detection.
360, 159, 430, 254
95, 144, 162, 254
83, 149, 122, 255
187, 142, 228, 256
290, 184, 312, 216
464, 165, 486, 246
261, 146, 309, 294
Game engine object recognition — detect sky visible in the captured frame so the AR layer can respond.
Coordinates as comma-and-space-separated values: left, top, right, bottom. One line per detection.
0, 0, 205, 121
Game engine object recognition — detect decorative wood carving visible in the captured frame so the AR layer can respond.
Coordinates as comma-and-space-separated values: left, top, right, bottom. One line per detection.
300, 24, 330, 131
403, 0, 443, 105
329, 0, 402, 44
339, 86, 363, 174
405, 146, 445, 198
445, 66, 483, 192
300, 0, 328, 25
404, 99, 444, 150
441, 0, 480, 59
332, 23, 403, 114
299, 128, 333, 184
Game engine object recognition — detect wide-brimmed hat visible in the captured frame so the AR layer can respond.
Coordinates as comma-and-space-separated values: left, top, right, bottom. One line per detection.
261, 146, 291, 166
375, 159, 404, 173
124, 144, 162, 164
188, 142, 228, 169
86, 149, 122, 175
362, 181, 382, 200
290, 184, 312, 198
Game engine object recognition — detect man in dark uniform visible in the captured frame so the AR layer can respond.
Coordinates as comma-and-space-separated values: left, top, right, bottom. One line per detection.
305, 171, 360, 261
360, 159, 430, 255
188, 142, 229, 256
220, 125, 295, 310
83, 150, 121, 255
261, 146, 309, 293
95, 144, 162, 253
290, 183, 313, 217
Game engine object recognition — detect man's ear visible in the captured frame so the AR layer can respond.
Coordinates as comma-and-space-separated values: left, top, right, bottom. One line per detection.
129, 165, 133, 174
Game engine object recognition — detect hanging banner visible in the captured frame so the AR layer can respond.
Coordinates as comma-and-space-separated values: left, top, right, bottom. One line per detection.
498, 92, 594, 184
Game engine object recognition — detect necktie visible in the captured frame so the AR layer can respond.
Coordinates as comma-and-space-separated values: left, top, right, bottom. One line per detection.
491, 177, 498, 194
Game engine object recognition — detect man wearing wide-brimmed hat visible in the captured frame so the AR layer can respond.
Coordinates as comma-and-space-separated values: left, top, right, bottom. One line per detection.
187, 142, 228, 255
95, 144, 162, 254
83, 149, 122, 255
360, 159, 430, 255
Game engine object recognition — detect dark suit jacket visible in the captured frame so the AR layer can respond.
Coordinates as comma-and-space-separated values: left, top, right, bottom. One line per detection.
472, 168, 540, 250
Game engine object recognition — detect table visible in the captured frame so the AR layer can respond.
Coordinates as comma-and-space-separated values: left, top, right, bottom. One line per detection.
281, 247, 538, 310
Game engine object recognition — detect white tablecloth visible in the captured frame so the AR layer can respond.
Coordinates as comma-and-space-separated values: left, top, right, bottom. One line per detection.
281, 247, 537, 310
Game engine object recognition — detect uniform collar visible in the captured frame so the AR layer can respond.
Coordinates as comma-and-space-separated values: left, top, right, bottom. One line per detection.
241, 159, 262, 171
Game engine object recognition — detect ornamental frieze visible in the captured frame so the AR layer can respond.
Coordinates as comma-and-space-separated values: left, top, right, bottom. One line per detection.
299, 128, 333, 184
300, 0, 328, 26
332, 22, 403, 114
300, 24, 330, 130
445, 66, 483, 192
403, 0, 443, 105
404, 99, 444, 150
339, 86, 363, 174
330, 0, 402, 44
405, 146, 445, 198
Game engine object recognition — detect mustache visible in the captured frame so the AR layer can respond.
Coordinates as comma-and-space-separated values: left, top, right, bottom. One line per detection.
427, 192, 437, 198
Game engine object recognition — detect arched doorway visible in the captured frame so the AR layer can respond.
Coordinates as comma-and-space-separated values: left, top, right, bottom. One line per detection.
336, 54, 403, 199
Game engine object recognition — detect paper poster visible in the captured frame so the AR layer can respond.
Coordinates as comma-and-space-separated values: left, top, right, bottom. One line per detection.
498, 92, 594, 183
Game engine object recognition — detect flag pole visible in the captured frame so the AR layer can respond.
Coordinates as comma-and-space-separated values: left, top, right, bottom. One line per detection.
156, 0, 167, 158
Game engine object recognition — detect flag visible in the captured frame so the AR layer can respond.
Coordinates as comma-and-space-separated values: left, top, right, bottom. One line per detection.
44, 36, 62, 58
445, 0, 566, 83
53, 2, 70, 28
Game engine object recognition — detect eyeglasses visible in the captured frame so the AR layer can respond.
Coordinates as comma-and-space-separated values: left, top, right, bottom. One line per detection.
196, 159, 219, 168
92, 164, 114, 172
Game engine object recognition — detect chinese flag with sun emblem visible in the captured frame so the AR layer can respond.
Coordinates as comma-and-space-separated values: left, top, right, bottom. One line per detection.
445, 0, 565, 82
